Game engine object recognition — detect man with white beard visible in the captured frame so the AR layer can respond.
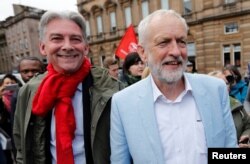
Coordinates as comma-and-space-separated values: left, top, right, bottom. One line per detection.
110, 9, 238, 164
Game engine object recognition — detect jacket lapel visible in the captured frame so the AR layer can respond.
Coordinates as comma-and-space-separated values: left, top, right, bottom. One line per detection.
137, 77, 165, 162
81, 73, 94, 164
186, 74, 213, 146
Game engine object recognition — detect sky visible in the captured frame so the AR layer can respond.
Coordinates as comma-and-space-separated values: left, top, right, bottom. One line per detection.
1, 0, 78, 21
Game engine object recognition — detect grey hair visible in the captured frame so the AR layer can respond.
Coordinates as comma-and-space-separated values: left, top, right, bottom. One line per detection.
38, 10, 87, 41
138, 9, 188, 45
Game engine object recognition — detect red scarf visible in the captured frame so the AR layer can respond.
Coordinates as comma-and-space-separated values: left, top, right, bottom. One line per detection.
2, 90, 14, 112
32, 58, 91, 164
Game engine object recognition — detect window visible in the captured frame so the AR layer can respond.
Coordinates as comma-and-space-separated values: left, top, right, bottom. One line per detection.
22, 22, 26, 32
187, 43, 196, 72
9, 44, 12, 53
96, 15, 103, 34
19, 40, 24, 50
234, 44, 241, 67
183, 0, 192, 14
124, 7, 132, 27
223, 45, 231, 66
223, 44, 241, 67
161, 0, 169, 9
85, 20, 91, 37
11, 56, 14, 63
187, 43, 196, 56
142, 1, 149, 18
110, 12, 117, 31
224, 0, 235, 4
25, 39, 29, 49
224, 22, 238, 34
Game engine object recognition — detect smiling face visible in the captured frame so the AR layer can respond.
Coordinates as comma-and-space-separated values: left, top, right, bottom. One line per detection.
39, 18, 89, 74
138, 13, 188, 85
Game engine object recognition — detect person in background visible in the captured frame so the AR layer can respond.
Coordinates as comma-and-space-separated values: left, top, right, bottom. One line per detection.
18, 56, 44, 83
0, 74, 21, 164
185, 60, 193, 73
103, 56, 119, 79
110, 9, 237, 164
10, 56, 44, 162
13, 10, 123, 164
11, 56, 44, 114
244, 83, 250, 114
0, 74, 21, 134
119, 52, 145, 86
208, 70, 250, 148
0, 80, 6, 164
243, 62, 250, 85
223, 64, 248, 103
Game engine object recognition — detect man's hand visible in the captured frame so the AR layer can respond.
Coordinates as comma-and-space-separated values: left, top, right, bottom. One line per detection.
238, 135, 249, 148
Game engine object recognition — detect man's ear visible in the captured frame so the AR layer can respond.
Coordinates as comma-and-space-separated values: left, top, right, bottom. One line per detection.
83, 44, 89, 56
39, 42, 47, 57
137, 44, 147, 63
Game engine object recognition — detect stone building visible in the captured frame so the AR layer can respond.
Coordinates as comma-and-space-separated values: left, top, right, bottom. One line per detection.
77, 0, 250, 74
1, 0, 250, 74
0, 4, 45, 73
0, 23, 8, 73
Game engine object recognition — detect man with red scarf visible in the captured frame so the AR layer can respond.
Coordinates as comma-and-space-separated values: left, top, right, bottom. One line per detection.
13, 10, 124, 164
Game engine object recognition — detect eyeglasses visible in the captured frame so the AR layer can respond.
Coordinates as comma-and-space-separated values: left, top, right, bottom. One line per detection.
225, 75, 235, 85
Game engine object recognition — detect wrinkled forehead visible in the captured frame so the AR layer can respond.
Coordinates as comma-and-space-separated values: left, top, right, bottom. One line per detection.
150, 14, 186, 30
145, 15, 187, 42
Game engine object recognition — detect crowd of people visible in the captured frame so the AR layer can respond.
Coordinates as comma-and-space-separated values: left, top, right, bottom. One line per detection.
0, 56, 44, 163
0, 9, 249, 164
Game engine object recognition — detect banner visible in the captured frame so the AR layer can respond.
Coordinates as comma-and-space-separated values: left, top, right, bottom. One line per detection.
115, 24, 138, 59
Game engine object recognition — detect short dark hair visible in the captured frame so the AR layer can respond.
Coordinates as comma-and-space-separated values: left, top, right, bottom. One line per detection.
1, 73, 22, 87
18, 56, 44, 71
123, 52, 142, 74
223, 65, 242, 83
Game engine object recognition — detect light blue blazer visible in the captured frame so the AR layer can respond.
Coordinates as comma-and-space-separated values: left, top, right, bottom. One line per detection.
110, 73, 238, 164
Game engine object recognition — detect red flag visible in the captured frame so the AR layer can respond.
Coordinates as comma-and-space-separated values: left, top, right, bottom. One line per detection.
115, 24, 138, 59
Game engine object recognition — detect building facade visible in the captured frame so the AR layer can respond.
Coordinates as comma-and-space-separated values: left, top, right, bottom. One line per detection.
77, 0, 250, 74
0, 0, 250, 74
0, 23, 9, 73
0, 4, 45, 73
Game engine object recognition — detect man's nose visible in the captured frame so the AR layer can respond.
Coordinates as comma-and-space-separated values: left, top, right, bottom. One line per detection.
27, 71, 35, 77
62, 39, 74, 50
168, 40, 181, 56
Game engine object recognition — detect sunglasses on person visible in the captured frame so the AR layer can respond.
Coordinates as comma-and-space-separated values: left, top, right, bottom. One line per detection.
225, 75, 235, 85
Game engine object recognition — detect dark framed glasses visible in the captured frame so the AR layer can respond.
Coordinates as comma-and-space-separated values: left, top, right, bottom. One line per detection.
226, 75, 235, 85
